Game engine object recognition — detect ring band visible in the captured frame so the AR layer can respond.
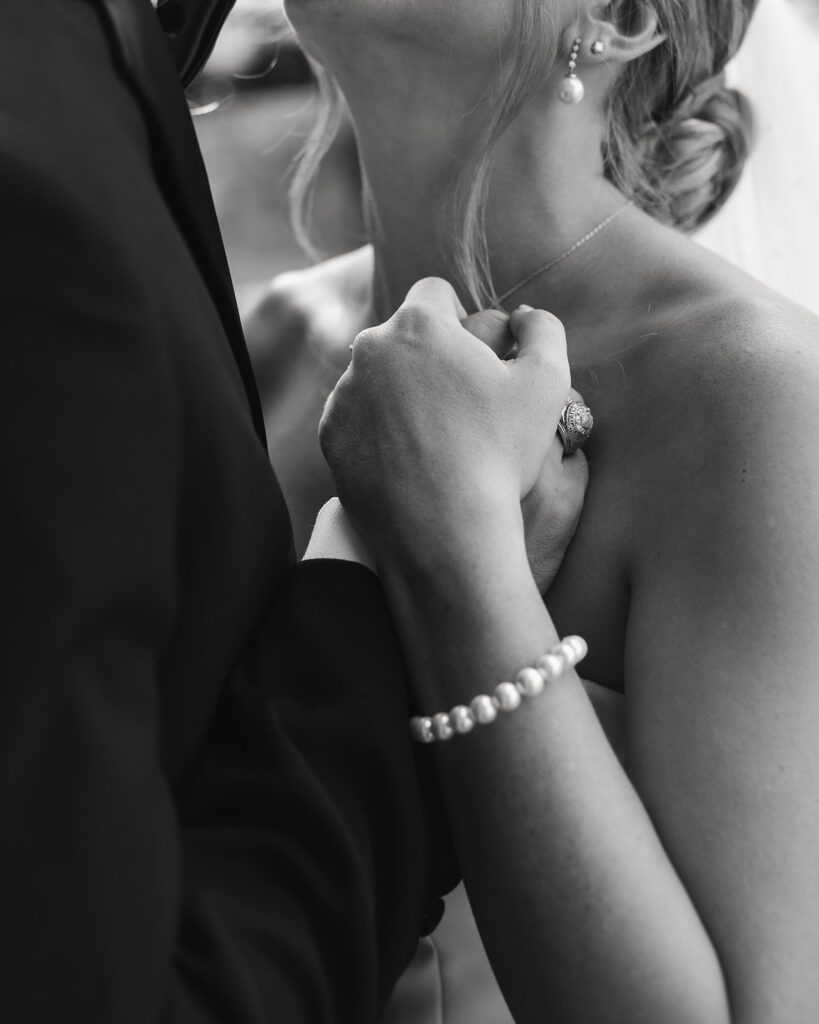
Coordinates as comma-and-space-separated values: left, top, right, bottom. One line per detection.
557, 398, 593, 455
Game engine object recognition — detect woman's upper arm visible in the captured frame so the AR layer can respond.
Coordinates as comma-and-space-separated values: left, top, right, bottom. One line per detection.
624, 314, 819, 1021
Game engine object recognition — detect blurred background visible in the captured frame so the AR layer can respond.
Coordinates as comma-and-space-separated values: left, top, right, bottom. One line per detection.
192, 0, 363, 313
194, 0, 819, 316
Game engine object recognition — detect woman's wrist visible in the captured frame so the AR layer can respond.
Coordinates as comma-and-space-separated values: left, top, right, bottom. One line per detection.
410, 635, 589, 743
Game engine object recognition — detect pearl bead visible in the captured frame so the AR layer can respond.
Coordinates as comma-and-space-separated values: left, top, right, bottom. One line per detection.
494, 682, 522, 712
571, 635, 589, 659
471, 695, 498, 725
410, 637, 588, 744
536, 652, 566, 682
558, 75, 585, 104
515, 666, 545, 699
554, 641, 578, 666
561, 635, 588, 665
410, 717, 435, 744
450, 705, 476, 734
431, 713, 454, 741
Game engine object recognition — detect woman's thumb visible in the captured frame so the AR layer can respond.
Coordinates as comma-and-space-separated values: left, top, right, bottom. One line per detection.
508, 305, 569, 368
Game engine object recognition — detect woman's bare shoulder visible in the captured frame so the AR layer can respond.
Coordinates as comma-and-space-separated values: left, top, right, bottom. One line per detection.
623, 282, 819, 545
632, 276, 819, 430
242, 246, 375, 381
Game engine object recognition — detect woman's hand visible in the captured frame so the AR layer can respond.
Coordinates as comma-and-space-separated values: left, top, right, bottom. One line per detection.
521, 418, 588, 594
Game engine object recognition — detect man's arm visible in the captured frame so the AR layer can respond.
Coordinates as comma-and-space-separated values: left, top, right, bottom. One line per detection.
168, 560, 445, 1022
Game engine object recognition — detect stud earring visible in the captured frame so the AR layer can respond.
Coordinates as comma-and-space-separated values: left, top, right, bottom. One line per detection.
591, 40, 605, 55
558, 37, 584, 104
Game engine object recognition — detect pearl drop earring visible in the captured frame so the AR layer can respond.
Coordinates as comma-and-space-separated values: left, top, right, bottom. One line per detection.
558, 37, 584, 104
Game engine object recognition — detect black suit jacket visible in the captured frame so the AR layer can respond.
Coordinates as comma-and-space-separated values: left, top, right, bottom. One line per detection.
0, 1, 441, 1019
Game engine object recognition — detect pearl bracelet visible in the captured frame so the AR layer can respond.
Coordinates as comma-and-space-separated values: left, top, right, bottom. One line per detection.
409, 635, 587, 744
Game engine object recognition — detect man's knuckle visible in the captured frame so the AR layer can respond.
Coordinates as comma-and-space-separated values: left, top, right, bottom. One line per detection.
391, 302, 436, 340
351, 326, 379, 356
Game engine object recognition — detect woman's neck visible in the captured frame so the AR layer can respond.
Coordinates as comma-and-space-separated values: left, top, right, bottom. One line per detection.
340, 53, 494, 317
342, 67, 632, 336
310, 32, 679, 368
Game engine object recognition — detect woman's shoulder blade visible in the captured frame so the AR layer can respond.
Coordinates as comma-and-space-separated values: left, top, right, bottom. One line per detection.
255, 246, 373, 338
243, 246, 375, 379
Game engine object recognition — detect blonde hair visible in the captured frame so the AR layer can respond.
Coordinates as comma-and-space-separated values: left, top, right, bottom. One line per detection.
604, 1, 757, 232
290, 1, 758, 307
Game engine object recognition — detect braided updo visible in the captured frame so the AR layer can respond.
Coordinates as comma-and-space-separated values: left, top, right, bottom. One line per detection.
605, 0, 759, 232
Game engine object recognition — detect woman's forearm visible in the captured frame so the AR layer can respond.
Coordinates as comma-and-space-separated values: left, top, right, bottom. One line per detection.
381, 532, 730, 1024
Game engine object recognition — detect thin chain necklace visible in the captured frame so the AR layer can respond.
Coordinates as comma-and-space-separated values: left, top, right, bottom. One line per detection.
494, 201, 632, 309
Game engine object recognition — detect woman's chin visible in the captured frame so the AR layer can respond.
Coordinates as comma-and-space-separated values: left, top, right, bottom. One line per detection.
283, 0, 506, 81
283, 0, 364, 29
282, 0, 375, 56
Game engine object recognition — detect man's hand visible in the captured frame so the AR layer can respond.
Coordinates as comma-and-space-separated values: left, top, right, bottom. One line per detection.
319, 278, 584, 580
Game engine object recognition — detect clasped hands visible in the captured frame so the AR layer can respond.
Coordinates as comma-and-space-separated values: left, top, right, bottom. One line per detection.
319, 277, 588, 595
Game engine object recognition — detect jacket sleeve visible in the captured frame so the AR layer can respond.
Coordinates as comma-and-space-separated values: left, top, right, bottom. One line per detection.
170, 560, 444, 1023
0, 148, 442, 1024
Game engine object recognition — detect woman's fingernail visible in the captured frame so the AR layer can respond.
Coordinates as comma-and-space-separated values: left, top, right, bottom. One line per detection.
515, 304, 534, 313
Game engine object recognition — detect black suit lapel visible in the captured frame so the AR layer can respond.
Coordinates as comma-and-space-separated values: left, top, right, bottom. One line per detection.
94, 0, 267, 445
